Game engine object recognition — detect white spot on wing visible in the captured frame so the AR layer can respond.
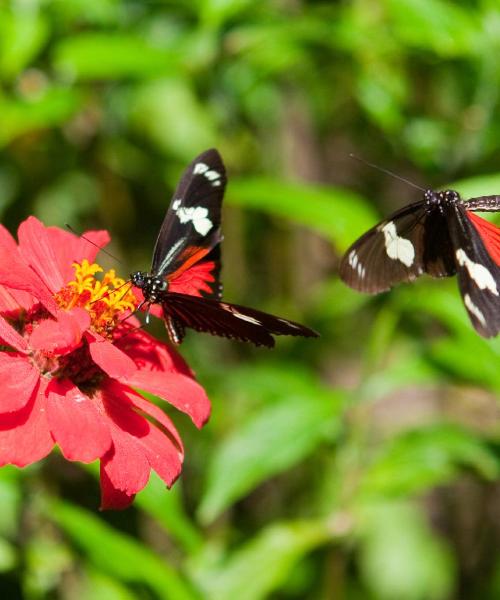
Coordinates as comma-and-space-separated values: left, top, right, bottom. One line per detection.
172, 199, 182, 210
221, 303, 261, 325
174, 205, 213, 235
381, 221, 415, 267
464, 293, 486, 327
455, 249, 498, 295
193, 162, 222, 187
348, 250, 366, 278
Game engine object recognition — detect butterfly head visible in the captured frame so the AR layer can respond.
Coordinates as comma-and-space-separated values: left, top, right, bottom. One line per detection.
130, 271, 168, 303
424, 189, 460, 213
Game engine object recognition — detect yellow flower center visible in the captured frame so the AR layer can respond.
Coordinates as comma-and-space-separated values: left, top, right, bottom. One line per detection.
55, 259, 138, 337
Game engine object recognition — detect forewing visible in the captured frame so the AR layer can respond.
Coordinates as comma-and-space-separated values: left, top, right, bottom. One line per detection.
447, 205, 500, 337
151, 149, 226, 278
161, 293, 319, 347
340, 202, 431, 293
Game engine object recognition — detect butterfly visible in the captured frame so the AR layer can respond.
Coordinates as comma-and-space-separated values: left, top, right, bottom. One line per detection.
339, 187, 500, 337
130, 149, 318, 347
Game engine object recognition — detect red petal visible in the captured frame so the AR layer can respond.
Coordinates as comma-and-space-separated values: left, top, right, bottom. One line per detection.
0, 224, 57, 315
115, 327, 194, 377
100, 426, 150, 507
45, 227, 111, 283
30, 309, 91, 355
467, 212, 500, 266
0, 285, 36, 313
0, 354, 39, 412
106, 380, 183, 453
99, 465, 137, 510
18, 217, 65, 294
87, 333, 138, 378
103, 386, 182, 487
118, 369, 211, 428
46, 380, 112, 462
0, 315, 28, 352
0, 379, 54, 467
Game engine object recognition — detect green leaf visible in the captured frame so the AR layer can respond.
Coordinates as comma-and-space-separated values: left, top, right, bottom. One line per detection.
50, 501, 199, 600
77, 568, 138, 600
53, 33, 180, 80
193, 520, 330, 600
356, 500, 454, 600
0, 87, 81, 147
136, 473, 203, 555
387, 0, 478, 56
0, 10, 49, 79
198, 366, 345, 523
130, 78, 216, 159
360, 424, 499, 499
228, 177, 378, 250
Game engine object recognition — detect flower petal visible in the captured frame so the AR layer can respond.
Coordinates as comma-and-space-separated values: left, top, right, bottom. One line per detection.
46, 380, 112, 462
106, 380, 183, 453
0, 354, 39, 412
87, 333, 137, 379
0, 224, 57, 315
45, 227, 111, 282
0, 315, 28, 352
119, 369, 211, 428
100, 428, 150, 509
29, 308, 91, 355
18, 217, 65, 294
0, 379, 54, 467
0, 285, 36, 313
103, 386, 182, 488
115, 327, 194, 376
100, 465, 138, 510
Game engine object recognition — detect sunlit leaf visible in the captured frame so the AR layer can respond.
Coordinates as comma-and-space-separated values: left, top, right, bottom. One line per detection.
0, 87, 81, 146
228, 177, 378, 250
50, 501, 198, 600
0, 11, 49, 79
198, 367, 345, 523
53, 34, 180, 79
356, 500, 454, 600
192, 520, 330, 600
360, 424, 499, 498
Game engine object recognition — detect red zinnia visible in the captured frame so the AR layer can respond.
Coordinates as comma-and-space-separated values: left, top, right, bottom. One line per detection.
0, 216, 210, 509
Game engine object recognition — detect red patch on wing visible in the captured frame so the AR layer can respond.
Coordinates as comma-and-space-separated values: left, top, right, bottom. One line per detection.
169, 261, 217, 297
467, 212, 500, 266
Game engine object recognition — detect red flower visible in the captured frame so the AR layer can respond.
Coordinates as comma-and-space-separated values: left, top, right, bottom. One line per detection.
0, 217, 210, 509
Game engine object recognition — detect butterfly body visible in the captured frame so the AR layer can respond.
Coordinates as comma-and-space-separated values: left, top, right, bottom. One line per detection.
132, 149, 318, 347
340, 186, 500, 337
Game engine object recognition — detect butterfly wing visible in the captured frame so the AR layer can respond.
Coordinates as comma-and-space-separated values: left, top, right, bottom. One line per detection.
466, 212, 500, 266
446, 205, 500, 337
161, 292, 319, 347
340, 201, 455, 293
151, 149, 226, 292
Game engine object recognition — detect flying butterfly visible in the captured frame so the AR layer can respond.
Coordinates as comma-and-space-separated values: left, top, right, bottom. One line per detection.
339, 177, 500, 338
130, 149, 318, 347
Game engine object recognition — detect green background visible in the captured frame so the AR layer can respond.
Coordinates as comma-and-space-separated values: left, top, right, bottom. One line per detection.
0, 0, 499, 598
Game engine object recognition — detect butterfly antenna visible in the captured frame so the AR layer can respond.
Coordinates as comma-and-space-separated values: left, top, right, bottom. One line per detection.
65, 224, 124, 264
349, 154, 426, 192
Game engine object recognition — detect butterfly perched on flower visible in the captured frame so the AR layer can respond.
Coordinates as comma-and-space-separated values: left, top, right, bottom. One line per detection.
131, 149, 318, 347
339, 187, 500, 337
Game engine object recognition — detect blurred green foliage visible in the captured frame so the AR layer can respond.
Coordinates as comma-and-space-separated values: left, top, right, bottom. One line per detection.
0, 0, 499, 598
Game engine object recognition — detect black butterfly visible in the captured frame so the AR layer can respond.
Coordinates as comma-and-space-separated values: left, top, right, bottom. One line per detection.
131, 149, 318, 347
339, 188, 500, 337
